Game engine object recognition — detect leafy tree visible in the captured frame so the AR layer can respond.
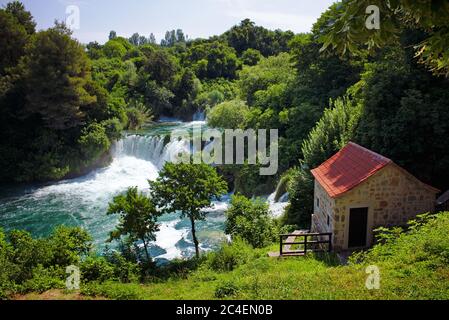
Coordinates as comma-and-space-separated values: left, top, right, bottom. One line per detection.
223, 19, 294, 56
20, 23, 96, 130
241, 48, 262, 66
150, 163, 228, 258
225, 194, 277, 248
103, 38, 128, 59
142, 49, 179, 86
107, 187, 161, 262
321, 0, 449, 76
186, 41, 240, 79
78, 122, 111, 161
148, 33, 156, 44
353, 44, 449, 190
285, 97, 362, 227
5, 1, 35, 34
238, 53, 296, 107
0, 8, 28, 75
207, 99, 249, 129
126, 99, 153, 130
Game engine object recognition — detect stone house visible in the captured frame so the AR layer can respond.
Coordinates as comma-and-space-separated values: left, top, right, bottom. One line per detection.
311, 142, 439, 251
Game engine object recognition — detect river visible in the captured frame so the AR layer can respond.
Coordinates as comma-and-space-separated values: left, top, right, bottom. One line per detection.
0, 119, 287, 261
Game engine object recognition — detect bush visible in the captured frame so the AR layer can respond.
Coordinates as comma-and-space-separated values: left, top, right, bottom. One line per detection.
104, 251, 140, 283
207, 238, 255, 272
126, 100, 153, 130
78, 123, 111, 161
80, 257, 115, 283
21, 265, 64, 294
215, 280, 240, 299
0, 227, 93, 297
101, 118, 123, 141
207, 99, 249, 129
225, 195, 277, 248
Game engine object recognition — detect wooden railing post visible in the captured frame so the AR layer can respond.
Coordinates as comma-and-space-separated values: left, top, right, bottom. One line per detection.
280, 235, 283, 256
304, 235, 308, 255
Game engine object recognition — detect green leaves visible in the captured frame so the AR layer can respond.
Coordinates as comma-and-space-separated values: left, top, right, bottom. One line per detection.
321, 0, 449, 76
150, 163, 227, 257
224, 194, 277, 248
150, 163, 228, 220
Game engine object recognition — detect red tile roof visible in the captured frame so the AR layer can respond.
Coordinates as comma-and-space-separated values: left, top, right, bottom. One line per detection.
311, 142, 392, 198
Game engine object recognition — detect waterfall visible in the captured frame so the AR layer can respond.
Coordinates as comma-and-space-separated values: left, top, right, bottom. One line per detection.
192, 110, 206, 122
113, 135, 190, 169
268, 192, 289, 218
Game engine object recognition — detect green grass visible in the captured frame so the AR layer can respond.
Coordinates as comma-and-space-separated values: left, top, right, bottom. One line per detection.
79, 213, 449, 300
25, 212, 449, 300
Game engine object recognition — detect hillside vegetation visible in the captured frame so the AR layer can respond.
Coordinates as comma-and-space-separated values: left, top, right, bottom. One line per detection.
9, 212, 449, 300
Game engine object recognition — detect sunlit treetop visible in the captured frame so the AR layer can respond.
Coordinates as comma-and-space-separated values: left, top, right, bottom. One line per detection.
320, 0, 449, 76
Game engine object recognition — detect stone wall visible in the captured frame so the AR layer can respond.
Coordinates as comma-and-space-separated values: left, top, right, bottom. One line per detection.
332, 164, 437, 250
312, 180, 335, 235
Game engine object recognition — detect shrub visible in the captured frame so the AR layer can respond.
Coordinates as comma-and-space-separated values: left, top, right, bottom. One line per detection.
207, 99, 249, 129
104, 251, 140, 283
207, 238, 255, 272
21, 265, 64, 293
215, 280, 240, 299
80, 257, 115, 283
78, 123, 111, 161
101, 118, 123, 141
225, 195, 277, 248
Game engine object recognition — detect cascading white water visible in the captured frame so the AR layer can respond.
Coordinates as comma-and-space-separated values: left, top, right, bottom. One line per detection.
0, 123, 226, 261
113, 135, 191, 169
0, 121, 288, 260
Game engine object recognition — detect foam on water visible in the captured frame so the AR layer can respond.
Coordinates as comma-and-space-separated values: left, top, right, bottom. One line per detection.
268, 192, 289, 218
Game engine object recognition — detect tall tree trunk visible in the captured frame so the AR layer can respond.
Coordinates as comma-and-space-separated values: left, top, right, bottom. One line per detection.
190, 216, 200, 258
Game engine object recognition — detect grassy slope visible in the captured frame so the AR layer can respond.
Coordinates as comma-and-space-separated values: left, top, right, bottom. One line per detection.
22, 212, 449, 300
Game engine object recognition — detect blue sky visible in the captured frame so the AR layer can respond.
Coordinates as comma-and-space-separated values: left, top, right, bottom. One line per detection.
1, 0, 336, 44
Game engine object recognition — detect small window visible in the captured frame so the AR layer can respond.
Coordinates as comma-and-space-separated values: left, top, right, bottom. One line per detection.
327, 215, 330, 227
316, 198, 320, 208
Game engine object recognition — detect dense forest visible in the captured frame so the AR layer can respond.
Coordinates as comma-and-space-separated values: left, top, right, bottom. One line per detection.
2, 1, 448, 227
1, 0, 449, 300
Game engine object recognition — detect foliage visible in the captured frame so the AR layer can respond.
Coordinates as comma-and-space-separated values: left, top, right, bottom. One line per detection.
150, 163, 228, 258
78, 123, 111, 161
238, 53, 295, 107
207, 99, 249, 129
185, 40, 240, 80
285, 97, 362, 227
125, 99, 153, 130
241, 48, 262, 66
321, 0, 449, 76
0, 226, 92, 298
206, 238, 257, 272
107, 187, 161, 262
223, 19, 294, 57
215, 280, 240, 298
353, 44, 449, 190
225, 195, 277, 248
